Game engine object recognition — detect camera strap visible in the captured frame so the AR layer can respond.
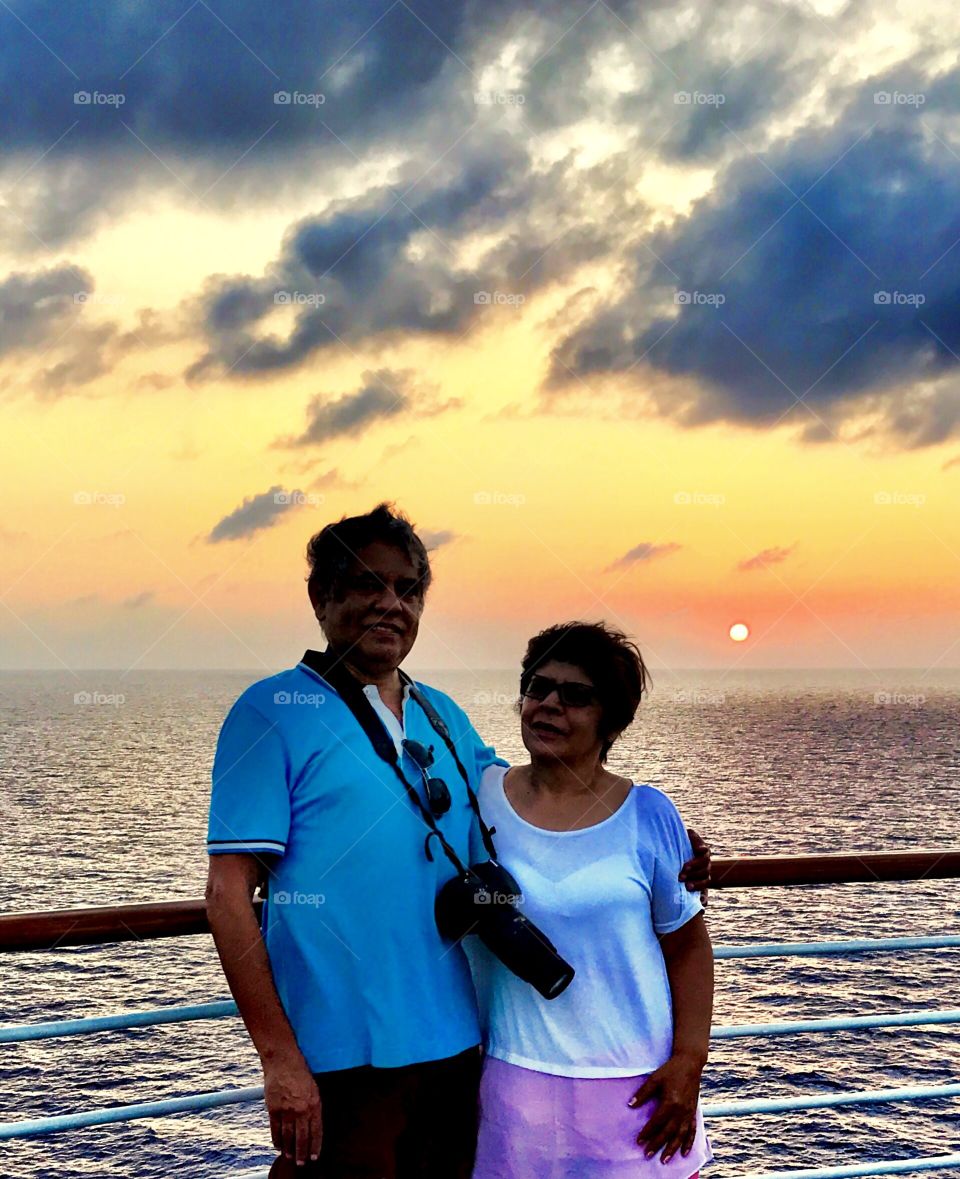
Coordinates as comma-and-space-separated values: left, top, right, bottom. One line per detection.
398, 672, 498, 860
300, 648, 473, 875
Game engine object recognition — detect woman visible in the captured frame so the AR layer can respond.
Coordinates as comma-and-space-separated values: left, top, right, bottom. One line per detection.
469, 622, 714, 1179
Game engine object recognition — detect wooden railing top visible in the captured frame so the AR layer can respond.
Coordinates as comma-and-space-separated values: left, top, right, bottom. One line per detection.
1, 850, 958, 951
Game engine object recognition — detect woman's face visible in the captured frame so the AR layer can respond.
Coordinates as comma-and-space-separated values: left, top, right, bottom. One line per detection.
519, 659, 608, 765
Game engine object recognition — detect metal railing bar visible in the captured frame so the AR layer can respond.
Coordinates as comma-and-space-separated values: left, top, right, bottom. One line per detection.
704, 1081, 960, 1116
4, 1005, 959, 1045
0, 1000, 237, 1044
716, 936, 960, 959
0, 1086, 264, 1141
713, 1009, 960, 1038
3, 850, 958, 951
739, 1153, 960, 1177
3, 1079, 958, 1141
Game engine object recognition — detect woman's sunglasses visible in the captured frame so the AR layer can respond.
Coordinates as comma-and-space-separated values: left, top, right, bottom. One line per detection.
522, 673, 599, 709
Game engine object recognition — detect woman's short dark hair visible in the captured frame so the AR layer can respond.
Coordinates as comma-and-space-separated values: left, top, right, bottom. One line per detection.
305, 502, 432, 606
519, 621, 651, 760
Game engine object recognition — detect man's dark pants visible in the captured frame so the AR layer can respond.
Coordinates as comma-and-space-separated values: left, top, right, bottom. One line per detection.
268, 1046, 483, 1179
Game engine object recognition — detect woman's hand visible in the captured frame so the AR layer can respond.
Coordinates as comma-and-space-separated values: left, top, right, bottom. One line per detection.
680, 827, 711, 907
627, 1051, 704, 1164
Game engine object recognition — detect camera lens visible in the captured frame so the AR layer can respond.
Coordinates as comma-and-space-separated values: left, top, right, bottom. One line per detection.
435, 861, 575, 1000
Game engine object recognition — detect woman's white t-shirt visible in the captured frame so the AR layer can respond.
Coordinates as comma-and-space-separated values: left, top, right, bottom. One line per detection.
465, 762, 704, 1078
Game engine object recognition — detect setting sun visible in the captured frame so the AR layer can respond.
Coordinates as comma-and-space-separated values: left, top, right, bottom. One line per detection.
729, 622, 750, 642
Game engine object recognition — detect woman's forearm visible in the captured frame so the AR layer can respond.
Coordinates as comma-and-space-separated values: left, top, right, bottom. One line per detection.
661, 913, 714, 1066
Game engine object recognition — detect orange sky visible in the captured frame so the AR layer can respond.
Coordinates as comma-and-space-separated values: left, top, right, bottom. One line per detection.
1, 3, 958, 672
2, 308, 957, 671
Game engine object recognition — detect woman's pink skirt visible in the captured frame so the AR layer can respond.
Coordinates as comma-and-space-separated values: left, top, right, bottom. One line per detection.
473, 1056, 713, 1179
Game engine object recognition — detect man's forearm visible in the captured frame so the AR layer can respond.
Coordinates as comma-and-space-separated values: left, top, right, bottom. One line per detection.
662, 919, 714, 1066
207, 891, 304, 1064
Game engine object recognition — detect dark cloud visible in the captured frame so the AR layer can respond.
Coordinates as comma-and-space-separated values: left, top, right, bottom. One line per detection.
549, 59, 960, 448
0, 267, 181, 398
66, 593, 101, 606
0, 264, 138, 397
515, 0, 824, 165
122, 590, 155, 608
9, 0, 958, 460
40, 312, 181, 399
378, 436, 419, 462
173, 3, 905, 385
308, 467, 363, 491
1, 3, 466, 150
0, 1, 467, 249
0, 0, 637, 251
737, 545, 796, 572
183, 139, 544, 379
137, 372, 179, 392
605, 541, 682, 571
3, 162, 133, 255
279, 374, 408, 447
274, 368, 453, 448
2, 0, 826, 296
206, 484, 306, 543
419, 528, 458, 550
0, 264, 91, 355
36, 321, 121, 393
182, 145, 624, 381
0, 1, 650, 158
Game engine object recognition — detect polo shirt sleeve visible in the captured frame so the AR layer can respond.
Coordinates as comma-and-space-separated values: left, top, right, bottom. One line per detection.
421, 690, 506, 787
646, 789, 704, 936
469, 723, 507, 783
455, 712, 507, 865
420, 689, 507, 864
207, 695, 291, 857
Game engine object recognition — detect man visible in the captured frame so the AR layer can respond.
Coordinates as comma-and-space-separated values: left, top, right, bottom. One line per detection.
205, 503, 712, 1178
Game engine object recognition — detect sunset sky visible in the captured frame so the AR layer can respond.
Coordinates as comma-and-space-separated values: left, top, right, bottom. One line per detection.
2, 0, 959, 672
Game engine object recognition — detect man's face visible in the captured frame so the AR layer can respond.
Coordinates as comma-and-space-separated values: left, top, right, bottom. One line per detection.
314, 540, 425, 674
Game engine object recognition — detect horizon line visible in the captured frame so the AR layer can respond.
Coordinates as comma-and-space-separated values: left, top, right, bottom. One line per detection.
1, 665, 958, 674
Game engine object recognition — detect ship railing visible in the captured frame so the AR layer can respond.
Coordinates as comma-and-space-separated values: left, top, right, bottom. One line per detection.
2, 849, 959, 1179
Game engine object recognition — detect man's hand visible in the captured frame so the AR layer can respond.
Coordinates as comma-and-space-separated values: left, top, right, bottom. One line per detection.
206, 855, 320, 1167
679, 827, 711, 908
264, 1052, 322, 1167
628, 1051, 704, 1164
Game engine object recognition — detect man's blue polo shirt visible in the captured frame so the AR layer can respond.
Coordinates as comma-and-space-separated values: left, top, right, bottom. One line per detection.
207, 657, 506, 1073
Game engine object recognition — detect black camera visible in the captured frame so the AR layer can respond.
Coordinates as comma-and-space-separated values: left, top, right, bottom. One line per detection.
299, 652, 575, 1002
436, 859, 574, 1000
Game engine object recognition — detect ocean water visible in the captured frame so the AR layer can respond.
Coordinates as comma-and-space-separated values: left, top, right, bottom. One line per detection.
1, 667, 958, 1178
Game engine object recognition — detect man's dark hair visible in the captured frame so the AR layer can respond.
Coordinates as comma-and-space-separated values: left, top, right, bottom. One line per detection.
519, 621, 651, 761
306, 502, 432, 606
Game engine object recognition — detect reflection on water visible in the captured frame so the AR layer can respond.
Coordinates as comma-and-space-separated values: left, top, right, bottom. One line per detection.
2, 668, 959, 1177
